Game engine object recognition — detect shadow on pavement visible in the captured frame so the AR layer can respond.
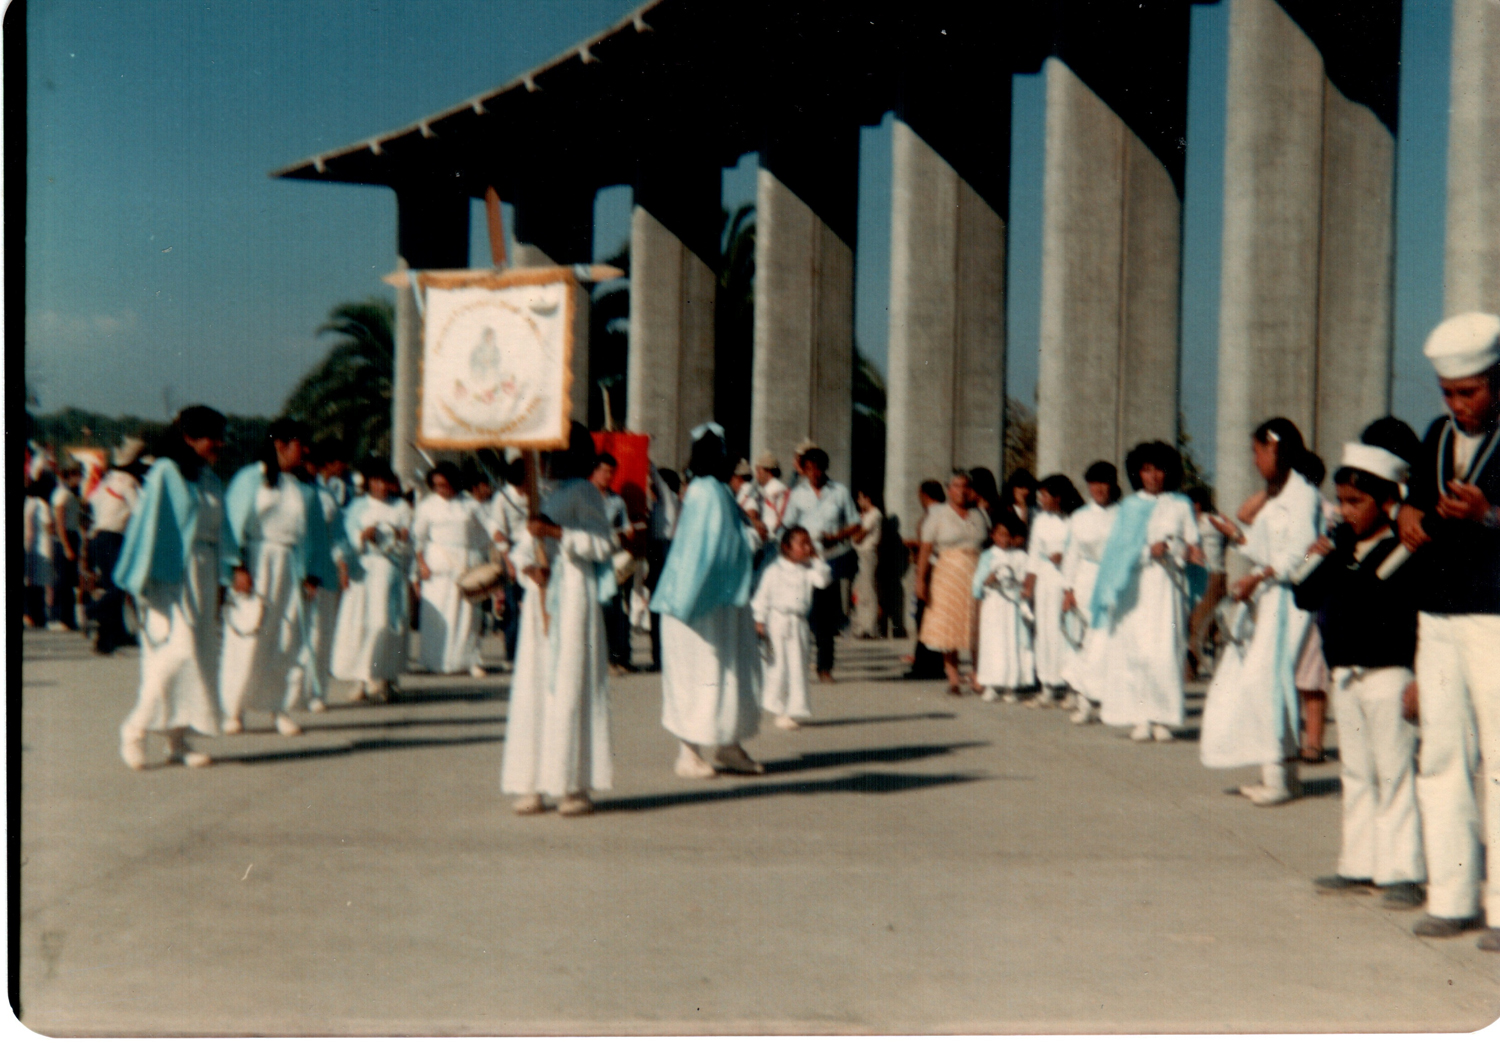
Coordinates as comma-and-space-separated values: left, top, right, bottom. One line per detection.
220, 733, 503, 764
759, 741, 989, 775
595, 770, 991, 813
800, 712, 957, 728
301, 715, 505, 732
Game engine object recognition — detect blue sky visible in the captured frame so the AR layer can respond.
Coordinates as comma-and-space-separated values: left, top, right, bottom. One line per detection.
26, 0, 1452, 475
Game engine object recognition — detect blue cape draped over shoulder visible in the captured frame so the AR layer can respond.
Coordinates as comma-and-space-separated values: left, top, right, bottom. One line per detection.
1090, 491, 1190, 629
114, 458, 234, 599
649, 476, 753, 622
223, 462, 335, 588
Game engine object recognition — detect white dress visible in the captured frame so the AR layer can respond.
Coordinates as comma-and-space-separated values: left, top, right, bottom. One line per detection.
1028, 510, 1072, 688
1200, 471, 1322, 768
1061, 500, 1118, 702
752, 555, 832, 720
123, 464, 225, 737
307, 484, 345, 695
500, 479, 617, 797
221, 473, 317, 717
1099, 493, 1201, 729
975, 548, 1036, 690
412, 492, 487, 673
330, 496, 413, 686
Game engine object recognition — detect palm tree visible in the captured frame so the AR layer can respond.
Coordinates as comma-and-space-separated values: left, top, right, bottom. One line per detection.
283, 298, 395, 459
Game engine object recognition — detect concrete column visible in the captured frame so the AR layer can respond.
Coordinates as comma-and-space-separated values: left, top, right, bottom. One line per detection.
751, 168, 856, 484
392, 188, 469, 489
884, 120, 1006, 540
1035, 57, 1182, 486
625, 157, 720, 473
1445, 0, 1500, 314
1314, 83, 1395, 467
1216, 0, 1325, 513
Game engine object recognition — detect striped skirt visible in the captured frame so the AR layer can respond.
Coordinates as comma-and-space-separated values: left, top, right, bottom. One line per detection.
919, 548, 980, 653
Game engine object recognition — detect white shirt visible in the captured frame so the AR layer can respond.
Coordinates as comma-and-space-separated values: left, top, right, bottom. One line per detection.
752, 555, 833, 620
413, 493, 487, 575
89, 469, 141, 535
1062, 501, 1118, 587
783, 479, 860, 559
919, 502, 989, 552
759, 476, 790, 535
488, 483, 530, 552
1028, 510, 1070, 575
250, 475, 310, 548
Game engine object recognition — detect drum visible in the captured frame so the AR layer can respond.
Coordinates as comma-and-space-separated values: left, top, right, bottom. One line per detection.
457, 561, 505, 601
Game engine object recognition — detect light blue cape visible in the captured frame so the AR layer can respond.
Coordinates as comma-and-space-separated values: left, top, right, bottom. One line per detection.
114, 458, 234, 599
1090, 491, 1191, 629
649, 476, 753, 622
972, 546, 1007, 600
223, 463, 335, 588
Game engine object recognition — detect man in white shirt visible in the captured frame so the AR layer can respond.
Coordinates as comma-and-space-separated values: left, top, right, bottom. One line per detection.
84, 437, 145, 653
593, 452, 636, 673
780, 446, 860, 681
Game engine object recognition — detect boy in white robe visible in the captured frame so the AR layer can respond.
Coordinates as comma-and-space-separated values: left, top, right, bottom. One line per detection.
500, 424, 618, 816
753, 526, 831, 729
973, 514, 1035, 702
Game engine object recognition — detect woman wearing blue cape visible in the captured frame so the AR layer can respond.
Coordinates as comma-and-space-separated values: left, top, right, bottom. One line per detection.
652, 424, 767, 778
219, 418, 334, 737
500, 422, 619, 817
115, 406, 235, 770
1092, 441, 1203, 742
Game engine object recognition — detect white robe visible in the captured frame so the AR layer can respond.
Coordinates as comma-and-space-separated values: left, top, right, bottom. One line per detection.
660, 606, 762, 746
307, 486, 344, 694
500, 479, 617, 796
1061, 501, 1117, 701
330, 496, 413, 686
123, 469, 225, 737
752, 555, 831, 720
1028, 510, 1071, 687
1099, 493, 1200, 728
1200, 471, 1321, 768
975, 548, 1035, 690
412, 492, 487, 674
221, 475, 315, 716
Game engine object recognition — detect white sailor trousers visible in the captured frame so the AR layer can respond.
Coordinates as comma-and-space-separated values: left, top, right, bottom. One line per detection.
1414, 613, 1500, 920
1331, 665, 1424, 886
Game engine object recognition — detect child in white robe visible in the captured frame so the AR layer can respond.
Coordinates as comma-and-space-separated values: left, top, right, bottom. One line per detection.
329, 461, 412, 702
973, 514, 1035, 702
1023, 475, 1084, 704
753, 526, 831, 729
412, 462, 489, 676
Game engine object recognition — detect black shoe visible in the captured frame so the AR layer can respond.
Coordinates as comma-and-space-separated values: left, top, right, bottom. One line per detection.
1379, 882, 1426, 910
1313, 874, 1376, 894
1412, 914, 1483, 937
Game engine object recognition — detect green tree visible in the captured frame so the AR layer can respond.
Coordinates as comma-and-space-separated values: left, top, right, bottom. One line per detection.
282, 298, 395, 460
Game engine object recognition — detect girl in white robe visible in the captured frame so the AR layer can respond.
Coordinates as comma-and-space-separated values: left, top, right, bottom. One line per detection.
752, 527, 832, 729
329, 462, 412, 701
1200, 418, 1323, 804
412, 463, 488, 676
1062, 462, 1122, 723
220, 420, 333, 737
1093, 443, 1203, 741
973, 516, 1035, 701
500, 425, 618, 816
1024, 476, 1084, 702
115, 407, 233, 769
652, 424, 765, 778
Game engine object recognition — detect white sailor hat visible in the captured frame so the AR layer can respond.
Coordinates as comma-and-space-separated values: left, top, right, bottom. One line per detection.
1422, 312, 1500, 379
1340, 442, 1408, 485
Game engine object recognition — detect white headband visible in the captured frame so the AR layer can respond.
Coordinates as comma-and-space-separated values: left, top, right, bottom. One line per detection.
1341, 442, 1408, 485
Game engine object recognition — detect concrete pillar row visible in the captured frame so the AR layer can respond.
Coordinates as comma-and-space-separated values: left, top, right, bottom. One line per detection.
1216, 0, 1396, 513
1445, 0, 1500, 315
884, 120, 1006, 539
1035, 57, 1181, 487
751, 168, 856, 485
626, 206, 718, 472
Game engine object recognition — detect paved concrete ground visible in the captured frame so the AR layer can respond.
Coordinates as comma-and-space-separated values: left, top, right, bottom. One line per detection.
15, 626, 1500, 1035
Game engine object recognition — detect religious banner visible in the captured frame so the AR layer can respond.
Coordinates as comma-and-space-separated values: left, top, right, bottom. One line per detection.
416, 267, 579, 450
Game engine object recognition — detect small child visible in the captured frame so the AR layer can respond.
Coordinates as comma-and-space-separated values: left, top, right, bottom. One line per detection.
752, 526, 832, 729
1293, 437, 1425, 911
972, 512, 1036, 702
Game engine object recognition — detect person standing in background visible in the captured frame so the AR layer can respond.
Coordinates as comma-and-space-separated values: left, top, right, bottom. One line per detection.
489, 456, 531, 666
1184, 486, 1227, 681
644, 464, 681, 673
780, 446, 860, 682
851, 487, 884, 639
412, 462, 489, 678
754, 452, 790, 538
23, 472, 58, 628
84, 437, 147, 653
49, 463, 84, 631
